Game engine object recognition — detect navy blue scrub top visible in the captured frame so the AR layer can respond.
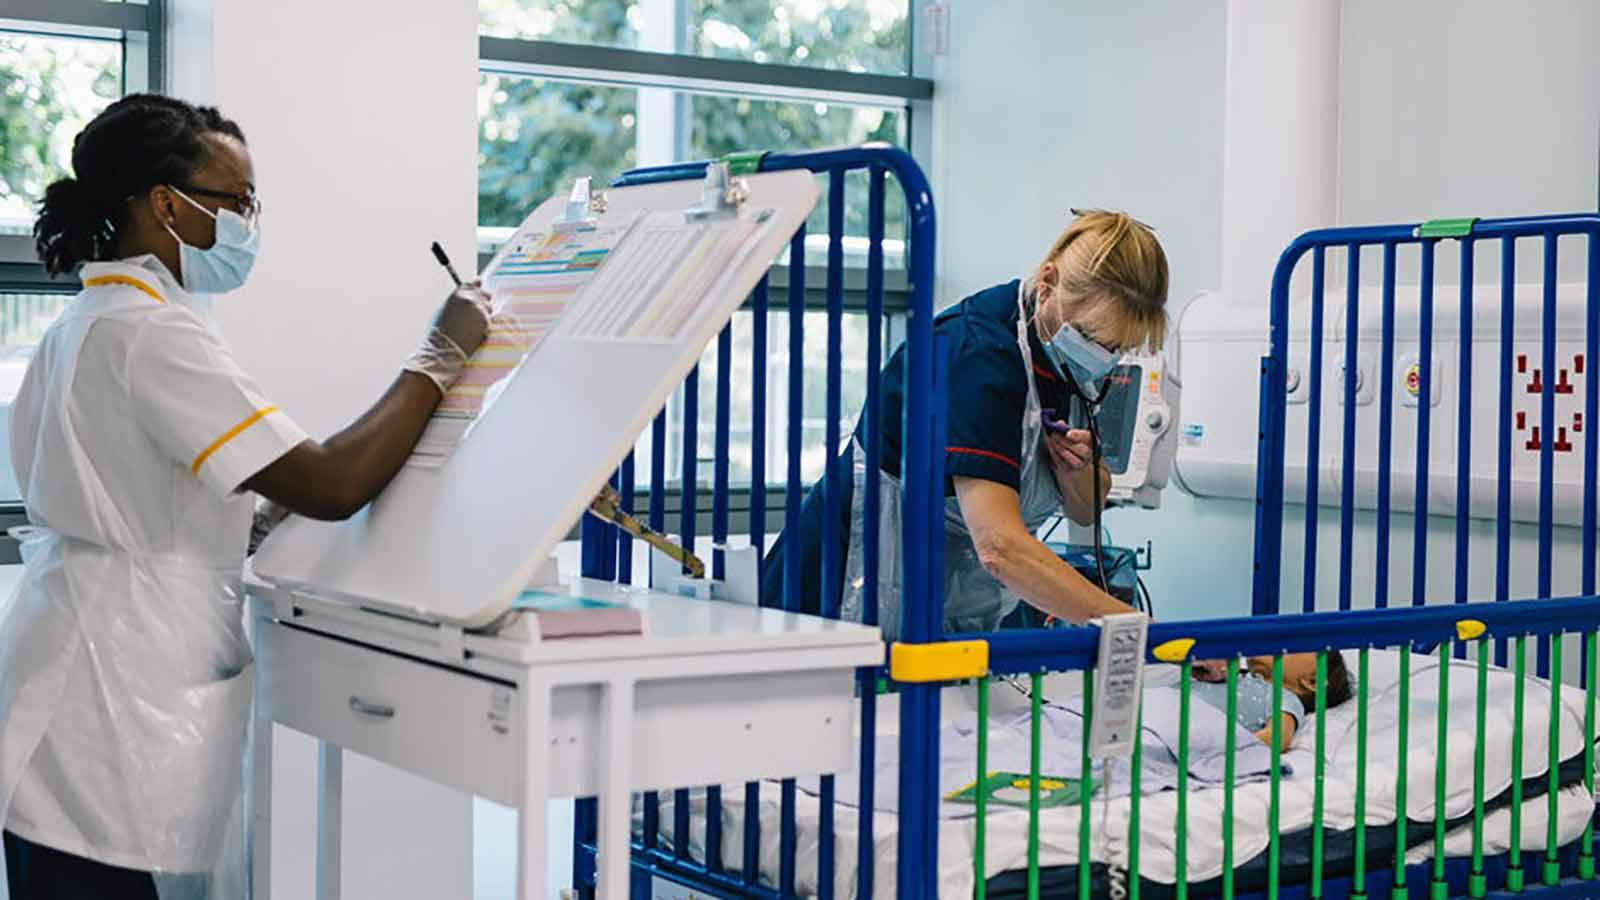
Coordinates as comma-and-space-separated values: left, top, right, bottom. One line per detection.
761, 279, 1081, 617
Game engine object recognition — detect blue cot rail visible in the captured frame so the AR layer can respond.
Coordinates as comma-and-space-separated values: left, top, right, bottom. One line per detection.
1252, 215, 1600, 639
570, 145, 941, 899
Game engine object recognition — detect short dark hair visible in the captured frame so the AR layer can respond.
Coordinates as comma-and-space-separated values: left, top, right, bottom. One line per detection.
1304, 650, 1353, 713
34, 93, 245, 276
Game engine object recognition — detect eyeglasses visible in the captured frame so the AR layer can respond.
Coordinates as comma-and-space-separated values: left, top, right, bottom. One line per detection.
178, 184, 262, 221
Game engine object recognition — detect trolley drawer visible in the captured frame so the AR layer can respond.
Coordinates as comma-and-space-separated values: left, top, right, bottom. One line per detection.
254, 621, 518, 803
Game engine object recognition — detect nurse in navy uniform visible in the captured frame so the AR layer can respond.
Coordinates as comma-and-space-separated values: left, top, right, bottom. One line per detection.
765, 209, 1170, 638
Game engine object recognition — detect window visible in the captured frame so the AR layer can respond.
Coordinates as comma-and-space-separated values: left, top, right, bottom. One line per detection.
0, 3, 165, 232
0, 310, 60, 501
477, 0, 928, 520
476, 0, 928, 257
658, 309, 878, 490
685, 93, 909, 265
479, 0, 640, 49
478, 75, 638, 229
686, 0, 911, 75
0, 35, 121, 223
478, 78, 910, 264
0, 2, 166, 526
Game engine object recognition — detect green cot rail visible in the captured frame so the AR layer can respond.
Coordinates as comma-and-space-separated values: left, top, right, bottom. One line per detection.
961, 620, 1600, 900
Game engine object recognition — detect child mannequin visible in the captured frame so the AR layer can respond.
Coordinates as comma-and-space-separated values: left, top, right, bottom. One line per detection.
1190, 652, 1352, 751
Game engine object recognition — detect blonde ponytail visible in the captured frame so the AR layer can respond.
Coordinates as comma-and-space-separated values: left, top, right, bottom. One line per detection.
1034, 208, 1169, 353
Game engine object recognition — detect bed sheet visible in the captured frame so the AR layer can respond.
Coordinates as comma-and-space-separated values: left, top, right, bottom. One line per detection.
639, 650, 1600, 898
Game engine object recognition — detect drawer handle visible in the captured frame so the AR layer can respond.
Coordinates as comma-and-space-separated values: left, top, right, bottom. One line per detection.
348, 696, 395, 720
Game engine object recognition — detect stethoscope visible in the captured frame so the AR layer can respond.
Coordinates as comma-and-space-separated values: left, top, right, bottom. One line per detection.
1037, 348, 1134, 614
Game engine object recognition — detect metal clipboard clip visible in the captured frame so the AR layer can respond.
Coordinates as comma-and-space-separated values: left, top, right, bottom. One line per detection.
588, 484, 705, 578
683, 161, 748, 222
551, 176, 607, 233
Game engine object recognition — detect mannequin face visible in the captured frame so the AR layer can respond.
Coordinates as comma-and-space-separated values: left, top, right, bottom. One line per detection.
1246, 654, 1320, 702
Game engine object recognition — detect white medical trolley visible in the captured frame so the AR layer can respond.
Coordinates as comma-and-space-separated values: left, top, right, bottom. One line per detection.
245, 167, 876, 899
247, 580, 880, 900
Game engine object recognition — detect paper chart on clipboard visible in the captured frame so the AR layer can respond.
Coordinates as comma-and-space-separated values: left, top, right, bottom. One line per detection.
559, 208, 772, 342
407, 214, 638, 468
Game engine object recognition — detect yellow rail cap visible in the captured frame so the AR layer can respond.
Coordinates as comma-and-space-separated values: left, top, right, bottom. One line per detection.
1152, 638, 1196, 663
889, 640, 989, 683
1455, 619, 1487, 641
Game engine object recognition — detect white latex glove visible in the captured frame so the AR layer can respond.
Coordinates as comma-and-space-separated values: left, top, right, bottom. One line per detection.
404, 281, 493, 393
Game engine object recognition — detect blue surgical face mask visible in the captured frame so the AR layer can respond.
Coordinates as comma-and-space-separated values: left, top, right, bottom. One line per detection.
163, 187, 260, 295
1042, 319, 1120, 402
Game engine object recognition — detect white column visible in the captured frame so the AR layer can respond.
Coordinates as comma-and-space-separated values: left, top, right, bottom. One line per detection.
1218, 0, 1341, 307
164, 0, 215, 104
636, 0, 685, 168
208, 0, 482, 436
197, 1, 480, 897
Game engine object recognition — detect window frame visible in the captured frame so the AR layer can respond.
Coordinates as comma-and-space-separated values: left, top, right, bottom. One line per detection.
478, 36, 932, 105
0, 0, 167, 277
0, 0, 167, 556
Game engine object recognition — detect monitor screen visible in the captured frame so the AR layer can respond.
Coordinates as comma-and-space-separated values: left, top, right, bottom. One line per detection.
1096, 364, 1142, 475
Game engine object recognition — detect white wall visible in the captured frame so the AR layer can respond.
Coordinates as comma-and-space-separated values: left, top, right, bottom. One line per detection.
938, 0, 1600, 621
1290, 0, 1600, 621
168, 0, 480, 896
1341, 0, 1600, 286
209, 1, 483, 437
1307, 0, 1600, 632
933, 1, 1226, 312
1339, 0, 1600, 229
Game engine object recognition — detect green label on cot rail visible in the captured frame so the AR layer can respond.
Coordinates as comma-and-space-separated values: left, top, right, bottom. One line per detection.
1416, 217, 1477, 239
947, 772, 1094, 809
721, 150, 768, 175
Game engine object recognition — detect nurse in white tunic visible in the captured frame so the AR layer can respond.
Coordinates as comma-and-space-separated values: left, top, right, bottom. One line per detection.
0, 93, 493, 899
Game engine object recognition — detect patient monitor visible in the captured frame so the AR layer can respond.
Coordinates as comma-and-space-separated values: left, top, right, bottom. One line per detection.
1098, 352, 1180, 509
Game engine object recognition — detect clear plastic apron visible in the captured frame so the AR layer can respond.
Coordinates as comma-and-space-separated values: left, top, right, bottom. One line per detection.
842, 281, 1062, 640
0, 297, 251, 900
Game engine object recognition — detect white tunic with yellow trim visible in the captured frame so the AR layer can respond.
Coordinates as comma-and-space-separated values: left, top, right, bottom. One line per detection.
0, 255, 306, 880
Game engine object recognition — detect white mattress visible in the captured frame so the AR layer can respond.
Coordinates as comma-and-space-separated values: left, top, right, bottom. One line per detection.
641, 650, 1600, 898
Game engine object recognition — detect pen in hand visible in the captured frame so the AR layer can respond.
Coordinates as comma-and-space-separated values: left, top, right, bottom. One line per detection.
430, 241, 464, 287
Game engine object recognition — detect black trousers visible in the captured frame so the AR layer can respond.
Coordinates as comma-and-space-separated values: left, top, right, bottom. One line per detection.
3, 831, 158, 900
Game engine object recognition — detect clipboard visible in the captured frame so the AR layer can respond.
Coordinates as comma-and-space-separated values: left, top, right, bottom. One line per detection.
252, 166, 819, 629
